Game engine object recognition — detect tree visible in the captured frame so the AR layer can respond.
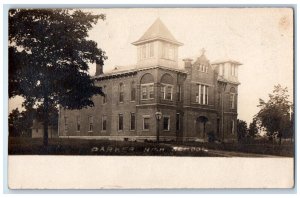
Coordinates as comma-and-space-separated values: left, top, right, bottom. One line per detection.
254, 84, 293, 144
9, 107, 36, 137
248, 119, 259, 139
237, 119, 247, 142
9, 9, 106, 146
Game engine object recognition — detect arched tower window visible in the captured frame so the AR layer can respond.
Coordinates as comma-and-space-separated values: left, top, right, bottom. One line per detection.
160, 73, 174, 100
229, 87, 236, 109
140, 73, 154, 100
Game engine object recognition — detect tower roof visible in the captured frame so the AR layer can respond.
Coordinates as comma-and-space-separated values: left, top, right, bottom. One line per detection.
132, 18, 183, 46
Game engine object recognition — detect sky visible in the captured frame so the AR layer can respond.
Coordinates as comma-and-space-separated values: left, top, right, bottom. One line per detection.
9, 8, 294, 125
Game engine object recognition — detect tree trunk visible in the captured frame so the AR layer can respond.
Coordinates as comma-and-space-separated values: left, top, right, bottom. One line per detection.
279, 136, 282, 145
43, 96, 49, 147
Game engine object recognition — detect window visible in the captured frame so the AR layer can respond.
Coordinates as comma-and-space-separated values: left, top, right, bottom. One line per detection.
219, 64, 224, 76
230, 93, 235, 109
141, 86, 147, 100
149, 84, 154, 99
166, 86, 172, 100
161, 84, 173, 100
118, 114, 123, 131
142, 45, 146, 59
76, 116, 80, 132
119, 83, 124, 102
231, 64, 238, 77
176, 113, 180, 131
102, 85, 107, 104
64, 116, 68, 132
161, 85, 165, 99
102, 115, 107, 131
205, 66, 208, 73
143, 116, 150, 130
177, 85, 181, 101
130, 113, 135, 130
163, 116, 170, 131
196, 84, 209, 105
88, 116, 93, 132
168, 46, 175, 60
131, 82, 136, 101
162, 43, 175, 60
231, 120, 235, 134
150, 43, 154, 57
141, 83, 154, 100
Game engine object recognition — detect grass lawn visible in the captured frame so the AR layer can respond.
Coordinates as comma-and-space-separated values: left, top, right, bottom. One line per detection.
8, 137, 216, 156
169, 141, 294, 157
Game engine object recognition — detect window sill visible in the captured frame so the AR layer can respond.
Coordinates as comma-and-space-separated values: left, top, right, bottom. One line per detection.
88, 131, 93, 133
162, 99, 173, 101
141, 98, 154, 101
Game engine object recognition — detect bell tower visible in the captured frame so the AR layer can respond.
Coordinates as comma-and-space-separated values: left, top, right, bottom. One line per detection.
132, 18, 183, 69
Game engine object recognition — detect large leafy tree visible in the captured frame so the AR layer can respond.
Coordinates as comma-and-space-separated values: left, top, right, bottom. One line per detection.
247, 119, 259, 139
255, 84, 293, 144
9, 9, 106, 146
236, 119, 247, 142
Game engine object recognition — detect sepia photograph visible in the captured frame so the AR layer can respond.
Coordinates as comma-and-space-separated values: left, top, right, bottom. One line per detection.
7, 7, 295, 189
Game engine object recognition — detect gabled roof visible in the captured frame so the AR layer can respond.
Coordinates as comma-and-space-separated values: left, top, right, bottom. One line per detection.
132, 18, 183, 46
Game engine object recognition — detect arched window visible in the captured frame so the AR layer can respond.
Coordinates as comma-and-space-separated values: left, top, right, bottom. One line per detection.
140, 73, 154, 100
160, 73, 174, 100
229, 87, 236, 109
131, 81, 136, 101
119, 83, 124, 102
102, 85, 107, 104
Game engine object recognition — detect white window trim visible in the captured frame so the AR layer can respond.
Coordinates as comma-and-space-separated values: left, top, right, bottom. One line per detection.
161, 83, 173, 101
142, 115, 150, 131
141, 83, 155, 100
163, 115, 170, 131
197, 84, 209, 105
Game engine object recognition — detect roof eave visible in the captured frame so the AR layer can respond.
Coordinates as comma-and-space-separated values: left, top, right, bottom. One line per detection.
132, 37, 183, 46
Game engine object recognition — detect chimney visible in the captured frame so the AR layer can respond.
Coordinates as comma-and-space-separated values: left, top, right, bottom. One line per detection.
95, 61, 103, 76
183, 58, 193, 69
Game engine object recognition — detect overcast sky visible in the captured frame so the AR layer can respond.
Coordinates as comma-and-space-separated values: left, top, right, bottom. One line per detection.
9, 8, 293, 125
